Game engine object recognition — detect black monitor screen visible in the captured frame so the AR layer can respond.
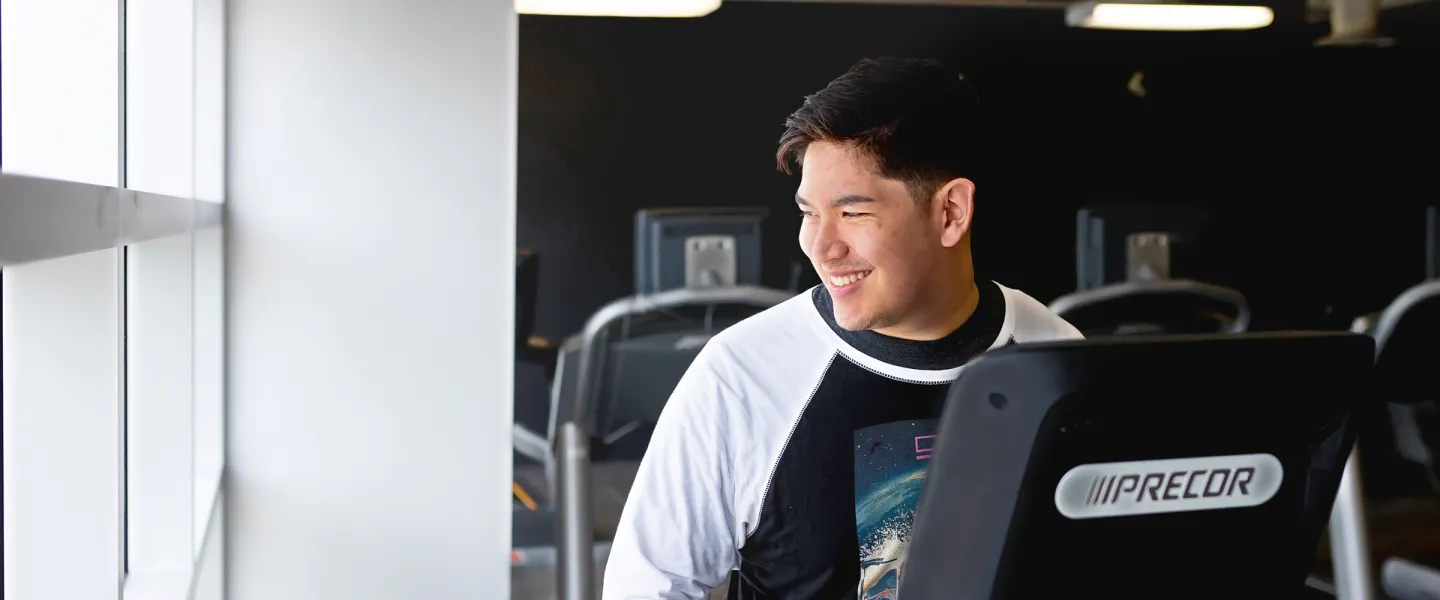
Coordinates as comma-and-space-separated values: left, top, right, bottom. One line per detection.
633, 207, 767, 296
1076, 205, 1208, 291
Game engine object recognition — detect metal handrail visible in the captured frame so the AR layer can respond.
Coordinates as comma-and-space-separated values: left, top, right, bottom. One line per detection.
1049, 279, 1251, 334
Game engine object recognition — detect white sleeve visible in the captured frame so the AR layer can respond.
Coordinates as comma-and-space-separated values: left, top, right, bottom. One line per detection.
602, 346, 740, 600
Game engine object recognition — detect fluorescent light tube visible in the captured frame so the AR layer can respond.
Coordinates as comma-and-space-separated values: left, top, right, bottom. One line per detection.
517, 0, 722, 17
1066, 2, 1274, 31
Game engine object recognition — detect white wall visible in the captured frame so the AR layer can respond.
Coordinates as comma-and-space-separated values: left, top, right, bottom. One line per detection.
225, 0, 517, 598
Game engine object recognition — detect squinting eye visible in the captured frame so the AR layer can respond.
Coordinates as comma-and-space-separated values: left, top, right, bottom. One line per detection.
842, 212, 867, 218
800, 211, 817, 218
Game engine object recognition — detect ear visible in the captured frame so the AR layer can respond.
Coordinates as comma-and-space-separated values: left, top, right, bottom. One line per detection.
935, 177, 975, 248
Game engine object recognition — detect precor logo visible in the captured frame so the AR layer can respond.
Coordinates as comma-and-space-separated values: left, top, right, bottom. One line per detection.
1054, 453, 1283, 520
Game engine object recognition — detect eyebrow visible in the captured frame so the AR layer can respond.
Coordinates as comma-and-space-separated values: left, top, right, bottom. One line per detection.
795, 194, 876, 208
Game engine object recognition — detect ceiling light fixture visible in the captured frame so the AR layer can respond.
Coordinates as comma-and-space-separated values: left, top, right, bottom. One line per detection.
516, 0, 722, 17
1065, 2, 1274, 31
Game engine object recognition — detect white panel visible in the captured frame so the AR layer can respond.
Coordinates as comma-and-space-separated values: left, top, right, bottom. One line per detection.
126, 233, 196, 576
126, 0, 196, 197
194, 0, 226, 203
193, 225, 225, 550
2, 249, 122, 600
192, 494, 226, 600
0, 0, 120, 186
227, 0, 517, 597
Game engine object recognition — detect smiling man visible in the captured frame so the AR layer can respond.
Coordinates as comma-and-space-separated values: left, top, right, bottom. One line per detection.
603, 57, 1081, 600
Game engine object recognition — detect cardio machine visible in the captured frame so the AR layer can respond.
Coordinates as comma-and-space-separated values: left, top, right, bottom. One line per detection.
1050, 205, 1250, 336
1324, 206, 1440, 600
902, 333, 1373, 599
523, 207, 794, 599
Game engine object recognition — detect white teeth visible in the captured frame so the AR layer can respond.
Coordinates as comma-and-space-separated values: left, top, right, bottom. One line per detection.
829, 271, 871, 287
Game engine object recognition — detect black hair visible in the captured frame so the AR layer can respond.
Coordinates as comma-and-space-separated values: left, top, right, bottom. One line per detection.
777, 57, 981, 203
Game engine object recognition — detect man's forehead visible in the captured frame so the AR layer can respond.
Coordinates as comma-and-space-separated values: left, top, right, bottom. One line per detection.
797, 149, 904, 206
801, 142, 880, 178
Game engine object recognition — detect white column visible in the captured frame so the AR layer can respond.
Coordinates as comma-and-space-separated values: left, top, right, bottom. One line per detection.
226, 0, 517, 598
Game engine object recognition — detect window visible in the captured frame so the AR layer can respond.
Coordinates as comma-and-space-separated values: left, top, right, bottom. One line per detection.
1, 0, 226, 598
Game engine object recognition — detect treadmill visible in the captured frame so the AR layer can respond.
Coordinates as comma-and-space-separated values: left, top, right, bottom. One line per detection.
901, 333, 1373, 599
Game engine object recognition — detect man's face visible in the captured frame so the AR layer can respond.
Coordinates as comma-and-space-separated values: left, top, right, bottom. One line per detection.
797, 142, 940, 333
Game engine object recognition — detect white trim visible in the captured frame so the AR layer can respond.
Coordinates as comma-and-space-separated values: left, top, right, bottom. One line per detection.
122, 480, 225, 600
800, 286, 1017, 385
0, 173, 222, 267
992, 283, 1022, 347
126, 232, 198, 578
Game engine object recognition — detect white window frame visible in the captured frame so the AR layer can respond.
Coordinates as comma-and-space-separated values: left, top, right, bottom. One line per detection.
2, 0, 227, 597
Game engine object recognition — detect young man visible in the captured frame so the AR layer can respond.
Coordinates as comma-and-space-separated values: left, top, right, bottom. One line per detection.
603, 57, 1081, 600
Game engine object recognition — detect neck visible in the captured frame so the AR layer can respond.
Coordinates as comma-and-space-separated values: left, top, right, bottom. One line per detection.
874, 259, 980, 342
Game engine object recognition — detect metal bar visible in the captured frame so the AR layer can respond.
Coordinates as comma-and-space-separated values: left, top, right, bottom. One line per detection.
1330, 444, 1376, 600
0, 174, 221, 267
122, 191, 195, 245
1381, 557, 1440, 600
513, 424, 550, 464
571, 285, 791, 435
557, 422, 596, 600
1047, 279, 1251, 333
118, 1, 130, 582
0, 176, 123, 265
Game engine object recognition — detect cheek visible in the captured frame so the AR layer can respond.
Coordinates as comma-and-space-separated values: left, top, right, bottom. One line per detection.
850, 232, 898, 271
797, 226, 815, 258
861, 234, 920, 286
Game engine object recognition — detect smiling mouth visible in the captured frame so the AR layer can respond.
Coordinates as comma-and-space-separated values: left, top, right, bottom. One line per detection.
829, 271, 872, 288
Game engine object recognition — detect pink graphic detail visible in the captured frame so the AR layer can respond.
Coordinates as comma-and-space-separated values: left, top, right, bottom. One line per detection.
914, 435, 936, 460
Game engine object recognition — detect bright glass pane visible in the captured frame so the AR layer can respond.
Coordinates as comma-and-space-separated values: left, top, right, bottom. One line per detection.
0, 0, 120, 186
3, 249, 124, 599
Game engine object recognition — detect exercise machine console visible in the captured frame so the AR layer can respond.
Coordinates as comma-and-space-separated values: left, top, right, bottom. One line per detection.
902, 333, 1374, 599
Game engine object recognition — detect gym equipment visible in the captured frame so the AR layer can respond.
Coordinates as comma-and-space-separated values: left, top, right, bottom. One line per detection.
516, 247, 559, 381
1051, 205, 1249, 336
516, 208, 791, 595
557, 422, 595, 600
561, 285, 792, 462
540, 285, 790, 598
1348, 206, 1440, 499
1382, 557, 1440, 600
633, 207, 767, 295
902, 333, 1373, 599
514, 287, 791, 563
1326, 207, 1440, 600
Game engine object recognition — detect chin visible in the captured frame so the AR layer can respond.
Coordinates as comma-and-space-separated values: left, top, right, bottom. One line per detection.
832, 309, 874, 332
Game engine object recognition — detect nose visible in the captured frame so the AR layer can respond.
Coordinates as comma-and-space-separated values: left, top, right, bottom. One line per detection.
807, 217, 848, 263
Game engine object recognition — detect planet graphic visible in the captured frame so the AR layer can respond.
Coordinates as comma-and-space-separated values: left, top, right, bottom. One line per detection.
856, 468, 927, 544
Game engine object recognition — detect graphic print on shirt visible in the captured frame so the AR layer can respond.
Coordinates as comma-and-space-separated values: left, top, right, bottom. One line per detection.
854, 418, 938, 600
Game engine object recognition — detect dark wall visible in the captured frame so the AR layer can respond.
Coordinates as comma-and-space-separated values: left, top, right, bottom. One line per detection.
515, 2, 1440, 430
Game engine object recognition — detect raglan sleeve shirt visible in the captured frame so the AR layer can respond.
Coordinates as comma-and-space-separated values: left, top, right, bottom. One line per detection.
603, 343, 741, 600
